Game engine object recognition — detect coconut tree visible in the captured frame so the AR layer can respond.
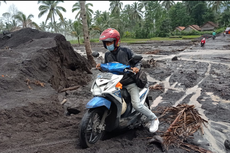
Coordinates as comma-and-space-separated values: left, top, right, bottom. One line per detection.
131, 2, 143, 22
38, 1, 66, 32
56, 17, 68, 37
72, 1, 93, 20
71, 20, 82, 46
109, 1, 123, 17
2, 12, 11, 24
80, 1, 96, 67
93, 10, 102, 21
138, 0, 149, 11
91, 11, 117, 35
39, 21, 50, 31
160, 0, 175, 11
13, 11, 38, 28
121, 4, 133, 31
207, 1, 225, 13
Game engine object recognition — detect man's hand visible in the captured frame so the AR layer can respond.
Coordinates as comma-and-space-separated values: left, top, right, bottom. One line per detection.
131, 67, 139, 73
96, 63, 101, 70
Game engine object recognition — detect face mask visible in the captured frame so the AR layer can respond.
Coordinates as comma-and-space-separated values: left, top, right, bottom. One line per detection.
107, 44, 115, 51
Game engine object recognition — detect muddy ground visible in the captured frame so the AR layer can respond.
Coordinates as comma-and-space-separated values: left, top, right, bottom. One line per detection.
0, 28, 230, 153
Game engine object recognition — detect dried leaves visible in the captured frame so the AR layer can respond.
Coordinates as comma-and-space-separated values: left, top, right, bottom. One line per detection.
149, 84, 164, 92
25, 78, 45, 89
159, 104, 211, 153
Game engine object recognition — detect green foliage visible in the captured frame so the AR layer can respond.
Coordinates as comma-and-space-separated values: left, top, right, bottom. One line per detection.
169, 2, 192, 29
182, 35, 201, 39
218, 8, 230, 27
150, 37, 182, 41
2, 0, 230, 39
69, 39, 84, 45
123, 31, 134, 38
155, 18, 172, 37
215, 27, 226, 34
90, 38, 99, 42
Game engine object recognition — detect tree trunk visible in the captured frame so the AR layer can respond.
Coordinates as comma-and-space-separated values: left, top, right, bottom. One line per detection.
78, 37, 80, 46
80, 1, 96, 67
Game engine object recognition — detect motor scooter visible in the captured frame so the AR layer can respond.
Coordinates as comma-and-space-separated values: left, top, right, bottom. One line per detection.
212, 35, 216, 40
79, 52, 150, 148
201, 38, 205, 47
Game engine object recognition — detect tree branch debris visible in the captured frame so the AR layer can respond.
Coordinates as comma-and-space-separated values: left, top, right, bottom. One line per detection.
150, 104, 212, 153
149, 84, 164, 92
25, 78, 45, 89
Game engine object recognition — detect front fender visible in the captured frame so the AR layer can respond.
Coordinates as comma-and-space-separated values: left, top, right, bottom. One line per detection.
86, 97, 111, 109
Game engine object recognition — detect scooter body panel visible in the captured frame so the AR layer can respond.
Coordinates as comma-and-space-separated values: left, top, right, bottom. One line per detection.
86, 97, 111, 109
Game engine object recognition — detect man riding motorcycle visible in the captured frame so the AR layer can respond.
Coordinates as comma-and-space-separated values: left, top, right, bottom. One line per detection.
201, 38, 206, 47
212, 30, 216, 40
96, 28, 159, 133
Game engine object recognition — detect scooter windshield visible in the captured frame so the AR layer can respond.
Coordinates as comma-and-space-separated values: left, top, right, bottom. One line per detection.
100, 63, 130, 74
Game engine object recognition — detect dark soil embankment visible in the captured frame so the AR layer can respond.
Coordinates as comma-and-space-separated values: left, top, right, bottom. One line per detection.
0, 28, 92, 109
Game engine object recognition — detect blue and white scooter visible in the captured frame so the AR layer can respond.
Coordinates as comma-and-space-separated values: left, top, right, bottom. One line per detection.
79, 52, 150, 148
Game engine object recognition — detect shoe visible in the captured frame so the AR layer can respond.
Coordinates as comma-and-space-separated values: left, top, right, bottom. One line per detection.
149, 118, 159, 133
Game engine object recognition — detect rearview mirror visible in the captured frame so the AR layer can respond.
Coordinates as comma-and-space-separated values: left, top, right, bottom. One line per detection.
92, 52, 99, 58
132, 54, 143, 61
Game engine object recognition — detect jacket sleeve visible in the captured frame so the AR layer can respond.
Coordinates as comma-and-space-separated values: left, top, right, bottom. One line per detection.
104, 52, 109, 63
126, 48, 141, 70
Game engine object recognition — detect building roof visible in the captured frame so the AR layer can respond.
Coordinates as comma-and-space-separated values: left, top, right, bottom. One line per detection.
201, 21, 218, 28
177, 26, 185, 31
189, 25, 201, 31
174, 26, 185, 31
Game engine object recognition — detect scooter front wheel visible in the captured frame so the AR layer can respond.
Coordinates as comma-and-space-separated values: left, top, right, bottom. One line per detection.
79, 107, 106, 148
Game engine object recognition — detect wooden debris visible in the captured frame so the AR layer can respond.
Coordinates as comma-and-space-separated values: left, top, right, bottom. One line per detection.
59, 85, 80, 93
25, 78, 45, 89
60, 99, 67, 105
34, 80, 45, 87
153, 104, 211, 153
147, 58, 157, 67
149, 84, 164, 92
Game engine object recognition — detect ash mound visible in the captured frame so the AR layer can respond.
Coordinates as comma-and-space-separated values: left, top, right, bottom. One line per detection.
0, 28, 92, 109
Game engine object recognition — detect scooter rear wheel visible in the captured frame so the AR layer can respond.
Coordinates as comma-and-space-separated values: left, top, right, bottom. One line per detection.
79, 107, 106, 148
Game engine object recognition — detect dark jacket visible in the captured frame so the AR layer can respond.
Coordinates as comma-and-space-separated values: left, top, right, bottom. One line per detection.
104, 46, 141, 69
104, 46, 141, 86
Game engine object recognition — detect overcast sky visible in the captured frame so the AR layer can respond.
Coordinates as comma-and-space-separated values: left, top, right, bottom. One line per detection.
0, 1, 136, 25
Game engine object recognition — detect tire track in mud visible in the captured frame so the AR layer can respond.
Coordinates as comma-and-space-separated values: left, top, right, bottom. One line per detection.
0, 139, 76, 153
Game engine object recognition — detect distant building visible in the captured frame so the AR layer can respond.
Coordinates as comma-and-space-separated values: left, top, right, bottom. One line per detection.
174, 26, 185, 32
183, 25, 201, 32
200, 21, 218, 31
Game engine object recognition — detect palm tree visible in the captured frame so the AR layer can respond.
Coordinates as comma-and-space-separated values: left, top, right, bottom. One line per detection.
109, 1, 123, 17
80, 1, 96, 67
122, 4, 133, 29
71, 20, 82, 46
47, 21, 56, 32
93, 10, 102, 21
138, 0, 149, 11
38, 1, 66, 32
39, 21, 48, 31
131, 2, 143, 21
207, 1, 225, 13
72, 1, 94, 20
2, 12, 11, 24
13, 11, 38, 28
160, 1, 175, 11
